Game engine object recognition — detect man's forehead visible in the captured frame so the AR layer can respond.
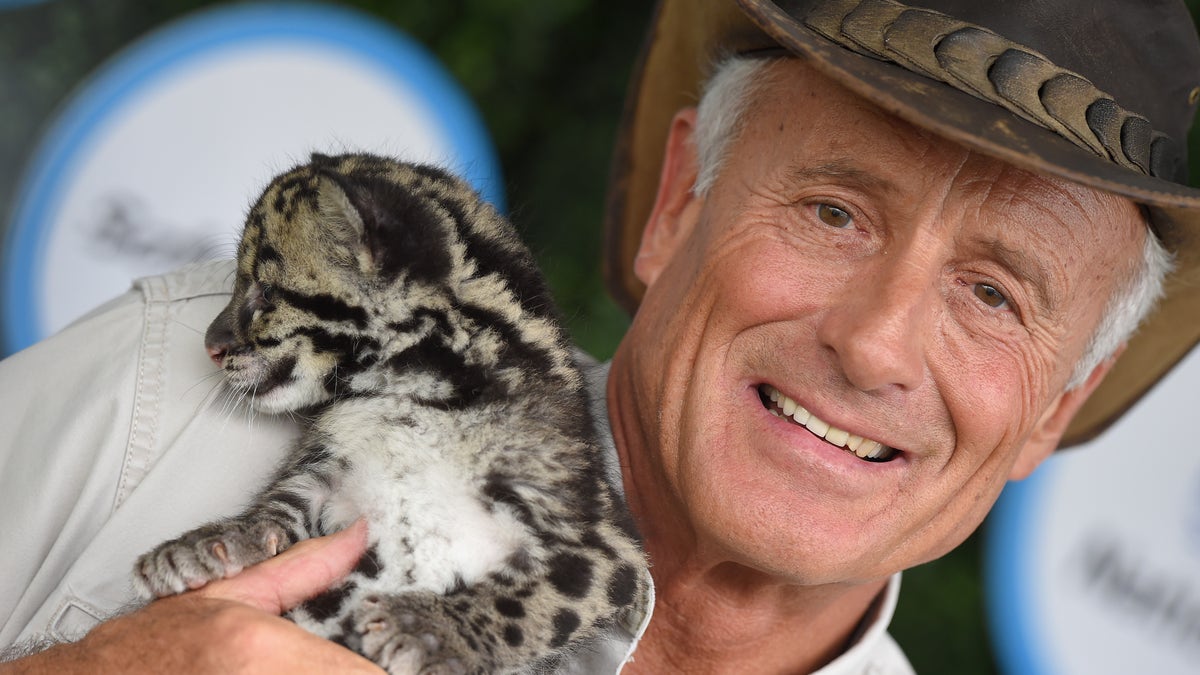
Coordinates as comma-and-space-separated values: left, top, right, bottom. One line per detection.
781, 152, 1142, 276
784, 162, 900, 198
757, 58, 1146, 237
751, 90, 1145, 319
776, 143, 1140, 234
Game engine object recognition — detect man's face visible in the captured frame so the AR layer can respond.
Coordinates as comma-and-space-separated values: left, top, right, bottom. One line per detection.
619, 59, 1145, 585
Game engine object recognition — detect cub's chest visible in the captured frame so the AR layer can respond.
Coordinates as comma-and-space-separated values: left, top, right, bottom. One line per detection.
316, 402, 533, 591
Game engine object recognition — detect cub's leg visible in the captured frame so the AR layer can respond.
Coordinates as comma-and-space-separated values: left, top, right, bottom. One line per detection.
352, 541, 644, 675
134, 440, 340, 598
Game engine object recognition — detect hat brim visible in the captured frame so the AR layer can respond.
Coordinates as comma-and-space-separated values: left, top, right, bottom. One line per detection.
603, 0, 1200, 447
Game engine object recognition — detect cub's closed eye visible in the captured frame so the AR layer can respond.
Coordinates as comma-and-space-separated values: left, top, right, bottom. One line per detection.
247, 281, 276, 312
816, 203, 852, 229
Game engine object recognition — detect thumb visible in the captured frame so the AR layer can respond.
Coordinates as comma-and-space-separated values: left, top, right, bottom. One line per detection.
196, 519, 369, 614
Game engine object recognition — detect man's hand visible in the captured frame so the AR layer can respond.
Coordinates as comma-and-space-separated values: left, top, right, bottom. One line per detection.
1, 521, 384, 674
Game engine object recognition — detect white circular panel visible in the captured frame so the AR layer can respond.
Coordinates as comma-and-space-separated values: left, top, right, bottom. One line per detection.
4, 3, 503, 352
988, 346, 1200, 674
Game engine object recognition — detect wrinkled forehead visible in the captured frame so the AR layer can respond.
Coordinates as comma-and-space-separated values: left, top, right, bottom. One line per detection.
736, 58, 1147, 267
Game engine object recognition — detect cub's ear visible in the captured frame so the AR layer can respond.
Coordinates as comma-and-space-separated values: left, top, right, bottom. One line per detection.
314, 164, 454, 283
316, 175, 374, 272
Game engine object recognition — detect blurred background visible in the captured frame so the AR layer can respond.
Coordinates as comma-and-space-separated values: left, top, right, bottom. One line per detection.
2, 2, 1200, 673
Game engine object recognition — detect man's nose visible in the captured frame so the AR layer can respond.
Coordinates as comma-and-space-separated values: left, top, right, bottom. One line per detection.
816, 255, 932, 394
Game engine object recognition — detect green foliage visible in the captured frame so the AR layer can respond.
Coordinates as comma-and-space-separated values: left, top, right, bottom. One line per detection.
892, 530, 1000, 675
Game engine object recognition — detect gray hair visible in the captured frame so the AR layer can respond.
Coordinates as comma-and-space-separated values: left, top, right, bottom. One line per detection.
692, 56, 1174, 390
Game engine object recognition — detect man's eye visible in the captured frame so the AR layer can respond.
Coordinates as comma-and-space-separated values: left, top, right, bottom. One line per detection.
816, 203, 852, 228
973, 283, 1009, 309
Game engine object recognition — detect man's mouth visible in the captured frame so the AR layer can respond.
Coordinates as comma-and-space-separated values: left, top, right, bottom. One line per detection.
757, 385, 899, 462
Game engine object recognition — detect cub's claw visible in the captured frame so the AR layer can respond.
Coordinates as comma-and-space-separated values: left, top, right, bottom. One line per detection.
355, 594, 469, 675
133, 520, 291, 599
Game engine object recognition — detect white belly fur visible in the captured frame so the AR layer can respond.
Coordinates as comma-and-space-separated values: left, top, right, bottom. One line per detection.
318, 405, 530, 593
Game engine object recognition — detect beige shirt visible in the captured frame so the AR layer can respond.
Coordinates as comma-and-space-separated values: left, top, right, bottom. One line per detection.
0, 260, 913, 674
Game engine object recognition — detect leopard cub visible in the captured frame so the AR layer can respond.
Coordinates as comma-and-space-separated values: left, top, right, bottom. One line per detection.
134, 153, 646, 674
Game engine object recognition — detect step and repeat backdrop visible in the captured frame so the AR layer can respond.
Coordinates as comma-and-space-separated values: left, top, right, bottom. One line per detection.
1, 1, 503, 352
987, 357, 1200, 675
1, 2, 1198, 674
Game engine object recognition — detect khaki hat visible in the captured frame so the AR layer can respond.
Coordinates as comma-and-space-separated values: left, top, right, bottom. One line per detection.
603, 0, 1200, 447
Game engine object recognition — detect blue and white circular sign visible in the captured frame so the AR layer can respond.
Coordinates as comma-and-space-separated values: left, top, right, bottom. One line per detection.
988, 346, 1200, 674
3, 3, 503, 353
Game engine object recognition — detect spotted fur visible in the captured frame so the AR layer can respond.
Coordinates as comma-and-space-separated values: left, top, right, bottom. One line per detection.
134, 153, 646, 674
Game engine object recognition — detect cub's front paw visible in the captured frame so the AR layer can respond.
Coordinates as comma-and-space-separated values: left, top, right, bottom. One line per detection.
355, 593, 471, 675
133, 519, 291, 598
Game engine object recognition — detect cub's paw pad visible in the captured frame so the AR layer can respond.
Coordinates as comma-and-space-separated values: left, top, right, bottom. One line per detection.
133, 520, 291, 598
354, 595, 468, 675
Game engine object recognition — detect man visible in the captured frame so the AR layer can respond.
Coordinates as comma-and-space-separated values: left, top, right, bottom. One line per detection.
3, 0, 1200, 673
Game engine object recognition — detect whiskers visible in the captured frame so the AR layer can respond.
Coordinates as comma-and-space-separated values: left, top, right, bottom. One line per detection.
186, 367, 317, 448
188, 236, 239, 266
187, 371, 261, 436
182, 368, 226, 400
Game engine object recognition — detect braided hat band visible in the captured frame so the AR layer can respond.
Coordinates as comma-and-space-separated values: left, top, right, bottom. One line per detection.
804, 0, 1184, 182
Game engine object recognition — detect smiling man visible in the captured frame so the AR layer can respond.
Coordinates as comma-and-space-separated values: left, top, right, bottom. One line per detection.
597, 0, 1200, 671
4, 0, 1200, 674
606, 55, 1152, 673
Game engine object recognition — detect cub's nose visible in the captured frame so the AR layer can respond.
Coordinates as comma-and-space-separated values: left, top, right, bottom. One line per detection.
204, 321, 238, 366
205, 344, 228, 366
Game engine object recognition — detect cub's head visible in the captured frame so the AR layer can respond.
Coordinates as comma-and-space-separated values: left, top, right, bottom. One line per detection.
205, 153, 471, 413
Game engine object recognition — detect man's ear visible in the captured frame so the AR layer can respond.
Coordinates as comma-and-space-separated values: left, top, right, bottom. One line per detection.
1010, 346, 1126, 479
633, 108, 705, 287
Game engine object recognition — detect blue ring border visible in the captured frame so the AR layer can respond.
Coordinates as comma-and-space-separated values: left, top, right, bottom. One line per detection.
985, 457, 1061, 675
3, 2, 504, 353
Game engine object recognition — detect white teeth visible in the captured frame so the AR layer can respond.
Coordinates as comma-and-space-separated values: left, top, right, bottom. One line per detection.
855, 440, 881, 459
761, 385, 893, 461
804, 415, 830, 438
794, 405, 811, 425
824, 427, 850, 447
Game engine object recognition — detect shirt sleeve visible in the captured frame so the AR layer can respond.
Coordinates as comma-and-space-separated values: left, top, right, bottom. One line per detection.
0, 260, 299, 648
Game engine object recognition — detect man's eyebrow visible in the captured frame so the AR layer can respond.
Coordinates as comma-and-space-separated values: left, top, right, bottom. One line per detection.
786, 161, 901, 196
789, 162, 1061, 313
982, 239, 1059, 313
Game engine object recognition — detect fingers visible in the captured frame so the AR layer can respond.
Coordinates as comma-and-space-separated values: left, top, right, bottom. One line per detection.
202, 604, 383, 673
197, 519, 369, 614
0, 522, 380, 674
77, 594, 382, 673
